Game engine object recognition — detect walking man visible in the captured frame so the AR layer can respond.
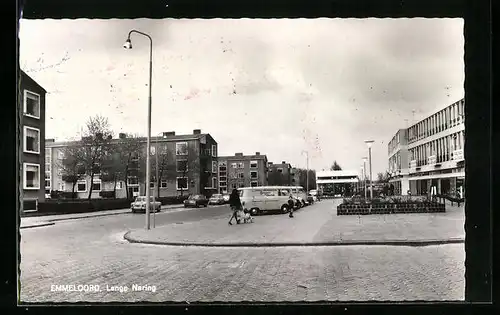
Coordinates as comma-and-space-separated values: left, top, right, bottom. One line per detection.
228, 188, 242, 225
288, 195, 295, 218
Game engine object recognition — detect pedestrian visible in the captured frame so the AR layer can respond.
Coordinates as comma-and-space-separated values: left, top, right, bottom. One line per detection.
288, 195, 295, 218
228, 188, 242, 225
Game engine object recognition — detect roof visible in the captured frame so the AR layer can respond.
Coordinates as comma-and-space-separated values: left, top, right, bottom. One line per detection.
316, 170, 359, 177
20, 70, 47, 93
219, 154, 268, 160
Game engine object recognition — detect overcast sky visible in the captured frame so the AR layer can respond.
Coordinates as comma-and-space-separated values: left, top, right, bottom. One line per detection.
19, 18, 464, 175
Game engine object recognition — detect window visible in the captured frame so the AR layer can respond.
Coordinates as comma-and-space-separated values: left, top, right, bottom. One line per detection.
150, 182, 155, 188
92, 179, 101, 192
238, 172, 244, 179
127, 177, 139, 185
58, 151, 65, 160
238, 162, 244, 168
250, 171, 258, 179
24, 126, 40, 154
211, 145, 217, 157
219, 171, 227, 177
277, 168, 283, 173
176, 177, 188, 190
231, 163, 237, 169
232, 183, 237, 189
161, 180, 168, 188
45, 171, 51, 190
212, 177, 217, 188
220, 181, 227, 187
251, 181, 258, 187
212, 161, 217, 173
58, 182, 65, 191
24, 90, 40, 118
117, 182, 124, 189
177, 159, 188, 172
77, 180, 87, 192
150, 146, 156, 156
250, 160, 258, 168
176, 142, 188, 155
23, 163, 40, 189
220, 176, 227, 182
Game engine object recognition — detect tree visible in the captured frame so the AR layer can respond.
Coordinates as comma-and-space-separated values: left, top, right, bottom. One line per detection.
175, 145, 201, 196
151, 144, 176, 197
294, 168, 317, 190
268, 170, 287, 186
377, 171, 392, 183
330, 160, 342, 171
79, 115, 114, 200
58, 144, 86, 198
100, 150, 122, 197
114, 134, 143, 200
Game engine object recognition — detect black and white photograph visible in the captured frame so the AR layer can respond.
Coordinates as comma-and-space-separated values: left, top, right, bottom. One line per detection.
18, 16, 467, 302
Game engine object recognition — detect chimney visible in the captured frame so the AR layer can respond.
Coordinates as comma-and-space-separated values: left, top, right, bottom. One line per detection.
193, 129, 201, 135
164, 131, 175, 136
235, 153, 243, 157
282, 161, 286, 164
255, 152, 260, 155
119, 133, 127, 139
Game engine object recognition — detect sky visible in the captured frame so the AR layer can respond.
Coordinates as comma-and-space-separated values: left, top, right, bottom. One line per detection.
19, 18, 464, 176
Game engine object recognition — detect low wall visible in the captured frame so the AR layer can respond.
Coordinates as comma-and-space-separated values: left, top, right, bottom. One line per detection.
337, 202, 445, 215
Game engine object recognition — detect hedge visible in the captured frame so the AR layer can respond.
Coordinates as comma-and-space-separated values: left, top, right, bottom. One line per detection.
337, 201, 445, 215
26, 195, 190, 216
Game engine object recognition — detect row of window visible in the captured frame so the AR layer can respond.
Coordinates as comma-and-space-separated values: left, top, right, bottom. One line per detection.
388, 152, 402, 173
230, 181, 259, 189
408, 99, 465, 144
388, 131, 403, 154
153, 143, 217, 157
409, 131, 464, 167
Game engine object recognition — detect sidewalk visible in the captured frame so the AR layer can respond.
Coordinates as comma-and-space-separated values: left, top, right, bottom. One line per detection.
20, 204, 184, 229
125, 200, 465, 246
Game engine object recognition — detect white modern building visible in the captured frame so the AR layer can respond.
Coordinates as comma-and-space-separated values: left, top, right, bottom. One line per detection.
316, 170, 358, 196
388, 98, 465, 197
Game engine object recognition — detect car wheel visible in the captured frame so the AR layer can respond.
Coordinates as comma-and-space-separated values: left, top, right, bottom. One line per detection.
204, 204, 208, 207
250, 208, 259, 216
302, 200, 306, 207
281, 205, 289, 214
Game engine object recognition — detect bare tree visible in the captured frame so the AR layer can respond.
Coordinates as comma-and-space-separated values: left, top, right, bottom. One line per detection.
152, 146, 177, 197
113, 134, 143, 200
58, 144, 86, 198
330, 160, 342, 171
295, 168, 317, 190
100, 150, 122, 197
79, 115, 113, 200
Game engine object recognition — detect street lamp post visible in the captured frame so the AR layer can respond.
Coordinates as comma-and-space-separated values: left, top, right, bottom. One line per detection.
364, 140, 375, 199
362, 157, 368, 199
301, 150, 309, 193
124, 30, 153, 230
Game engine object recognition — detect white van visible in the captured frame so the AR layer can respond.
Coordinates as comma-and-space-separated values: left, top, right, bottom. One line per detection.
238, 186, 295, 215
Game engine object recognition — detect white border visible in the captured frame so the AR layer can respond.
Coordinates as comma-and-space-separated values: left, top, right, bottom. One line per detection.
23, 90, 41, 119
23, 163, 40, 190
23, 126, 41, 154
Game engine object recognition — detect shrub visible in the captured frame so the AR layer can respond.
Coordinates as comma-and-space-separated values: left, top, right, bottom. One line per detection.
99, 191, 116, 199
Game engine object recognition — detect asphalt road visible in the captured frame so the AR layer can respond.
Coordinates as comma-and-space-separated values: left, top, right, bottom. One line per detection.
19, 202, 465, 302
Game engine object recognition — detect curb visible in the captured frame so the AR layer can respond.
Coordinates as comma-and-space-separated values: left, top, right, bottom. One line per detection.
123, 231, 465, 247
20, 222, 55, 229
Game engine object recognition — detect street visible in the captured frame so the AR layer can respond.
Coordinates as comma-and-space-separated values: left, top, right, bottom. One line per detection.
19, 202, 465, 302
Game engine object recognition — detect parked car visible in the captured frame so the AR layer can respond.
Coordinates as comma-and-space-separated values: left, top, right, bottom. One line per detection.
209, 194, 225, 205
222, 194, 230, 203
307, 194, 315, 204
184, 194, 209, 208
131, 196, 161, 213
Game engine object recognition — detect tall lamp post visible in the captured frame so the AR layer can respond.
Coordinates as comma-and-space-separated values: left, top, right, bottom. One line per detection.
364, 140, 375, 199
124, 30, 153, 230
362, 157, 368, 198
301, 150, 309, 193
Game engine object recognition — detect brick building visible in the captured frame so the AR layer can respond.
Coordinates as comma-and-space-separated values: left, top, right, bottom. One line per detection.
267, 161, 294, 186
20, 70, 46, 211
218, 152, 269, 193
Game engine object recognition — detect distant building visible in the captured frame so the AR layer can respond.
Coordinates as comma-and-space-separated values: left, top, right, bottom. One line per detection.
45, 129, 218, 199
20, 70, 47, 211
388, 98, 465, 197
316, 170, 358, 196
267, 161, 293, 186
387, 129, 409, 195
218, 152, 269, 193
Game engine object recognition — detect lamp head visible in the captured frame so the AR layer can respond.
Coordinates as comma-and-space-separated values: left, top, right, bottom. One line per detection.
364, 140, 375, 148
123, 38, 132, 49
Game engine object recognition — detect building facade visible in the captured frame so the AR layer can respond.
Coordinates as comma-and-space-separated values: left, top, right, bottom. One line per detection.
218, 152, 268, 193
387, 98, 465, 197
316, 170, 358, 197
267, 161, 294, 186
20, 70, 46, 210
46, 129, 218, 199
387, 129, 410, 195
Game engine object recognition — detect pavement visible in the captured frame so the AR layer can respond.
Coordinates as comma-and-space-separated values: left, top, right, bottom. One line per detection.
125, 199, 465, 246
20, 204, 185, 229
19, 200, 465, 302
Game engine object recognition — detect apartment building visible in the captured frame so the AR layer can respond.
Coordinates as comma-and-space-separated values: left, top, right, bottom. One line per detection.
387, 98, 465, 197
267, 161, 293, 186
218, 152, 268, 193
387, 129, 410, 195
20, 70, 46, 210
46, 129, 218, 199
